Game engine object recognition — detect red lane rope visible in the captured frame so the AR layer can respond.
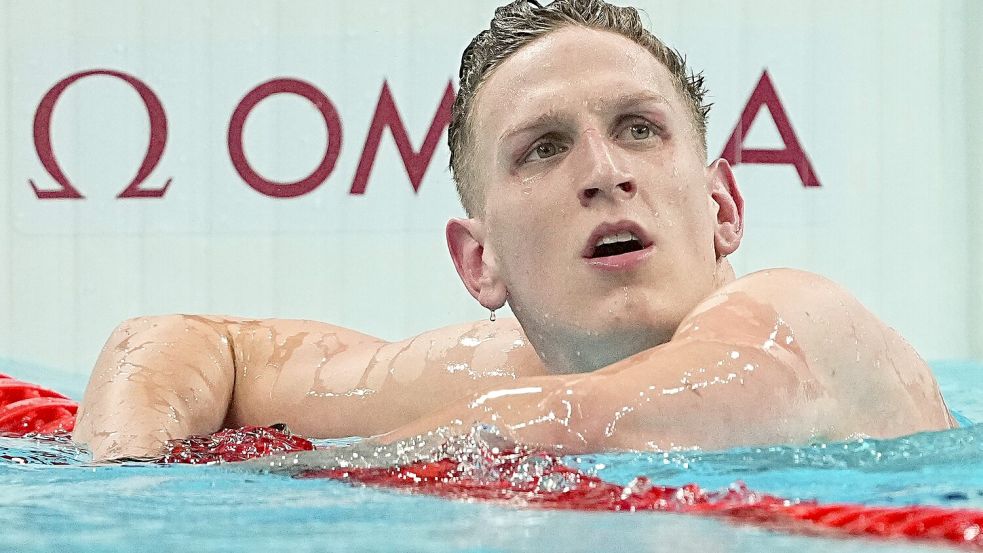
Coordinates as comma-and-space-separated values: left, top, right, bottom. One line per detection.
159, 424, 316, 463
294, 447, 983, 549
0, 374, 76, 434
2, 374, 982, 549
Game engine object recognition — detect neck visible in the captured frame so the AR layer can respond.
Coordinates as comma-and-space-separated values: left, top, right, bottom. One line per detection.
536, 326, 668, 374
520, 258, 737, 375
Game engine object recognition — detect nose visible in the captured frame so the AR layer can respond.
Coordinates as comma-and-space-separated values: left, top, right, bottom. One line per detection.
576, 132, 637, 207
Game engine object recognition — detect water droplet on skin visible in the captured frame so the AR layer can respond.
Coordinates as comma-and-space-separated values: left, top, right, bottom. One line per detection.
446, 363, 470, 374
460, 336, 481, 347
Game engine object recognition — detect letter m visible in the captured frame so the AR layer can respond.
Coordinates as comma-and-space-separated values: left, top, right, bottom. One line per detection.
350, 81, 456, 194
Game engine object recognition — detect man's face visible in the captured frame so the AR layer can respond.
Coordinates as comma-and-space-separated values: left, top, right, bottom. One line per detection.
468, 26, 735, 352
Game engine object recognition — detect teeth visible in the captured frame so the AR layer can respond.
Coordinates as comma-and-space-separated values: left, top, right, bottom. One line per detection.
595, 231, 637, 247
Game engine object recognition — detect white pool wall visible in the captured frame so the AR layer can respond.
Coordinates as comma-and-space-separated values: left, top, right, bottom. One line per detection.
0, 0, 980, 376
967, 0, 983, 362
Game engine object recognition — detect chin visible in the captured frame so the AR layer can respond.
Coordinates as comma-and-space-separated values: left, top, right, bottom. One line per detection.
510, 296, 673, 372
561, 310, 663, 346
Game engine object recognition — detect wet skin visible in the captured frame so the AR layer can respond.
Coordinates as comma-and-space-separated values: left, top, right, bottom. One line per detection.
452, 27, 734, 374
74, 27, 954, 461
383, 269, 955, 451
73, 315, 548, 460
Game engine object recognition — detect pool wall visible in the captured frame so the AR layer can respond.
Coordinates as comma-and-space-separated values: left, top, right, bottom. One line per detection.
0, 0, 981, 377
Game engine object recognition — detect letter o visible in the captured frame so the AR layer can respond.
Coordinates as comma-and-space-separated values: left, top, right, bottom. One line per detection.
227, 78, 343, 198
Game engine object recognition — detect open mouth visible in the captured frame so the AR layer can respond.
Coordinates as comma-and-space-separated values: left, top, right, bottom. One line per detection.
581, 221, 654, 271
589, 231, 645, 258
583, 221, 652, 257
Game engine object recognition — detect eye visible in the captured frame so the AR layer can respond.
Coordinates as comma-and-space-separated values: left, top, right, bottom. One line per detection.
629, 123, 652, 139
523, 140, 568, 163
616, 116, 664, 143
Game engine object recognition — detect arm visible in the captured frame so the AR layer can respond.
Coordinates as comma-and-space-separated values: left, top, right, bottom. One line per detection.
72, 315, 238, 460
73, 314, 545, 461
379, 337, 821, 453
220, 316, 544, 437
382, 269, 954, 453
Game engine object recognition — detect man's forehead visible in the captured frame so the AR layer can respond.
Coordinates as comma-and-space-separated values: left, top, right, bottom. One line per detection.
472, 27, 682, 135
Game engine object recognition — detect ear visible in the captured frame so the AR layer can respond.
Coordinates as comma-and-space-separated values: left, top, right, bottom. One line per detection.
706, 158, 744, 257
446, 218, 508, 310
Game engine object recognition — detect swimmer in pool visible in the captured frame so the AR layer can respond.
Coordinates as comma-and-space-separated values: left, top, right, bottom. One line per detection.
73, 0, 955, 461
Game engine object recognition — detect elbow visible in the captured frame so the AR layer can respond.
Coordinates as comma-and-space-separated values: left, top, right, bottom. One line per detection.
82, 314, 236, 438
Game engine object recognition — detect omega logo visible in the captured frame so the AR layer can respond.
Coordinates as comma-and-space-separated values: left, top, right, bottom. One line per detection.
30, 70, 171, 199
27, 68, 817, 201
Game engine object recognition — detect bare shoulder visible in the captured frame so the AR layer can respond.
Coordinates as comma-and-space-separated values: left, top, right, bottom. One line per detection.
680, 268, 856, 331
677, 268, 892, 356
675, 268, 954, 434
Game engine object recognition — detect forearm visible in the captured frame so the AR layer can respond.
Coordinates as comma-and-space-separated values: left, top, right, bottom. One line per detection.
379, 339, 820, 454
378, 374, 583, 451
72, 315, 236, 461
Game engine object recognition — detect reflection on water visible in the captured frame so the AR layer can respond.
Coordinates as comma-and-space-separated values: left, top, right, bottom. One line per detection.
0, 432, 88, 466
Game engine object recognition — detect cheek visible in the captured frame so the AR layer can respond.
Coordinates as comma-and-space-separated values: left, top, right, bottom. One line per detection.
685, 193, 714, 235
681, 205, 717, 263
486, 206, 540, 272
489, 182, 570, 242
648, 185, 716, 259
487, 214, 572, 298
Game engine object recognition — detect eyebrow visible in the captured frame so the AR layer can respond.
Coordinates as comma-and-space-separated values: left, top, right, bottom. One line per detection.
603, 91, 672, 113
497, 91, 672, 147
498, 110, 567, 148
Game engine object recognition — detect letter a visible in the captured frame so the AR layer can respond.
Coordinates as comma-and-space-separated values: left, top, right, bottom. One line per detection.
720, 70, 820, 187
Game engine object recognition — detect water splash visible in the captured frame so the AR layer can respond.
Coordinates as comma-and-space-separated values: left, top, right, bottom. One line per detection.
0, 432, 90, 465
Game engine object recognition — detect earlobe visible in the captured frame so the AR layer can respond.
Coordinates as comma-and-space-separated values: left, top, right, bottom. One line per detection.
445, 218, 508, 310
707, 159, 744, 257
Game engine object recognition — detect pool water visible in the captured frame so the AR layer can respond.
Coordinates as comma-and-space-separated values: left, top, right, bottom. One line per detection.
1, 360, 981, 553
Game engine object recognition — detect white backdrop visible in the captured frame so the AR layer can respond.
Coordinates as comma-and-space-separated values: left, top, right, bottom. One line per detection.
1, 0, 980, 377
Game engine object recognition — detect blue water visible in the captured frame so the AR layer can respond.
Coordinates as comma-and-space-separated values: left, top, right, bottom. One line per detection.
2, 360, 982, 553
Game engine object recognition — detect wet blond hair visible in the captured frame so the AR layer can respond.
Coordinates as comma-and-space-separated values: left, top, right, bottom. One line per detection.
448, 0, 710, 216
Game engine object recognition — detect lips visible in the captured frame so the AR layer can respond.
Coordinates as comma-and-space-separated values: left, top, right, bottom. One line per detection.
582, 221, 653, 259
581, 221, 655, 271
